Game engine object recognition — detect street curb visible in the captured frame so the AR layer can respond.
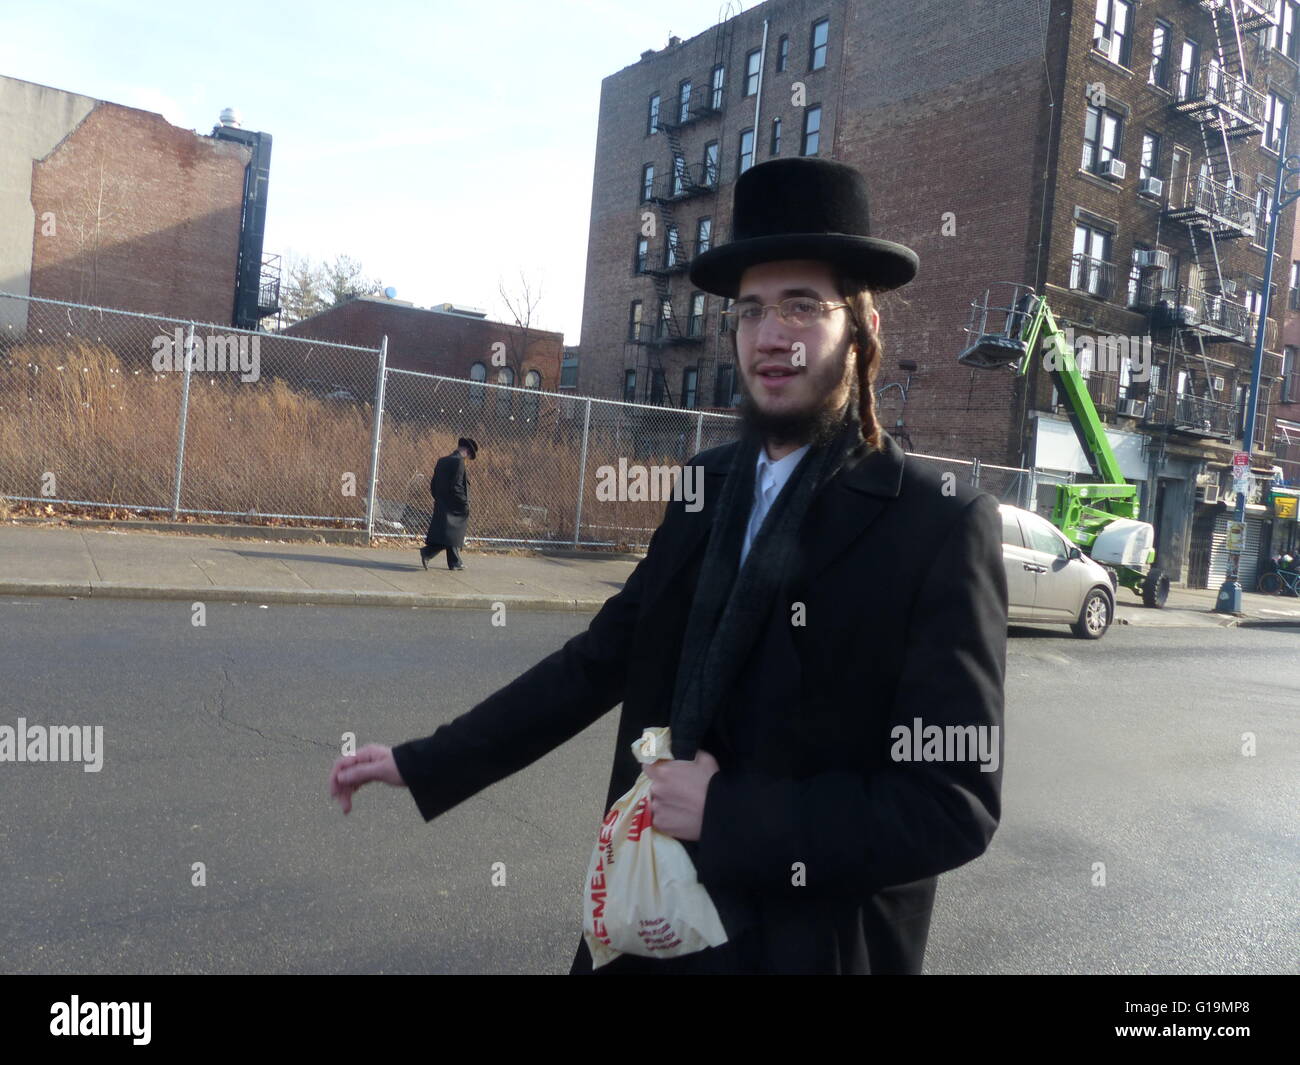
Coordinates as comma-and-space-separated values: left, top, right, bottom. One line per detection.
0, 580, 611, 612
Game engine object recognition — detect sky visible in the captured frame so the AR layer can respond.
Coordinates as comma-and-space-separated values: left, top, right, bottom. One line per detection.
0, 0, 744, 344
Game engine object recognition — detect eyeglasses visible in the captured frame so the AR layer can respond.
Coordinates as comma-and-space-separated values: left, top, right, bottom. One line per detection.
721, 297, 849, 331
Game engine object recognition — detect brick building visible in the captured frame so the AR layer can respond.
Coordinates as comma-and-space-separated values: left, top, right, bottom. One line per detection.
0, 74, 277, 330
577, 0, 1300, 588
283, 294, 565, 392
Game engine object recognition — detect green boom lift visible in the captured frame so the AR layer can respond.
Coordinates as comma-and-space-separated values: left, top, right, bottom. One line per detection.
958, 283, 1169, 608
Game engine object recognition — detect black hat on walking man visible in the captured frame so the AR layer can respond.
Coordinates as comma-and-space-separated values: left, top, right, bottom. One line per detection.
457, 437, 478, 459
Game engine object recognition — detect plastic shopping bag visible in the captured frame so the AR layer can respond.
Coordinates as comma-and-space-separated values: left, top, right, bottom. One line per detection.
582, 726, 729, 968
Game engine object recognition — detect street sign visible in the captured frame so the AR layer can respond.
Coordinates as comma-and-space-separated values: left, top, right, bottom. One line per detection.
1276, 495, 1298, 520
1226, 521, 1245, 553
1232, 451, 1251, 495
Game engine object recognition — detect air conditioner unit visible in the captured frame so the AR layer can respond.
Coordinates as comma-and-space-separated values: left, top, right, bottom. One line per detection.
1241, 216, 1257, 238
1094, 35, 1114, 59
1120, 398, 1148, 417
1136, 249, 1172, 269
1221, 278, 1238, 296
1212, 375, 1225, 391
1198, 483, 1221, 504
1100, 158, 1127, 180
1140, 176, 1164, 197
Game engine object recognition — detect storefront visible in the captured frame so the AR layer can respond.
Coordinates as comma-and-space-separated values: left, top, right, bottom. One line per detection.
1204, 508, 1269, 590
1268, 487, 1300, 560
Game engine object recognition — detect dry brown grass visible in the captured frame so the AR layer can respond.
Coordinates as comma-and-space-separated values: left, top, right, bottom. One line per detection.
0, 339, 713, 545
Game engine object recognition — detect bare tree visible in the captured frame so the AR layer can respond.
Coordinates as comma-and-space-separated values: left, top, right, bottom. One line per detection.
495, 271, 547, 421
278, 253, 379, 327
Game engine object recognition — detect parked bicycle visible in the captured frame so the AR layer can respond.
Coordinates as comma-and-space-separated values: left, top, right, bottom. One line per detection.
1257, 566, 1300, 596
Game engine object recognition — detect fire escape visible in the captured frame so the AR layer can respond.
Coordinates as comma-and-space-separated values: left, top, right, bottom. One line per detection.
626, 12, 734, 407
1134, 0, 1278, 441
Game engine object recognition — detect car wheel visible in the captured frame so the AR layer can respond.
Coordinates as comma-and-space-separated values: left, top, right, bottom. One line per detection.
1071, 587, 1112, 639
1102, 565, 1118, 592
1141, 568, 1170, 609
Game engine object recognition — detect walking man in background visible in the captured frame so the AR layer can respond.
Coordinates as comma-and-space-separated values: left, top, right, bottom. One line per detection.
420, 437, 476, 571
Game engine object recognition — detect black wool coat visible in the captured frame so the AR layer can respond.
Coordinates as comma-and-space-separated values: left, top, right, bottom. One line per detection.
424, 451, 470, 549
391, 431, 1009, 974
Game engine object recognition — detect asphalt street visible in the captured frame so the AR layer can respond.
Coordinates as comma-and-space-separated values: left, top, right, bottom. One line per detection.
0, 597, 1295, 974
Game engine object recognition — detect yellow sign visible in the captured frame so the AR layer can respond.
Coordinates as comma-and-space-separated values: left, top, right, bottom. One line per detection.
1275, 495, 1298, 520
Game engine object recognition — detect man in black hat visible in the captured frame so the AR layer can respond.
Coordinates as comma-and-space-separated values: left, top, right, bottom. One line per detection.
331, 158, 1008, 974
420, 437, 477, 571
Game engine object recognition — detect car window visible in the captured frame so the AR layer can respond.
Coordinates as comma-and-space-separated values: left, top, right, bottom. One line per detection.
1000, 510, 1024, 547
1024, 516, 1068, 558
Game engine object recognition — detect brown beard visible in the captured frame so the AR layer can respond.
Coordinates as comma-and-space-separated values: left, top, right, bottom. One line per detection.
736, 334, 855, 450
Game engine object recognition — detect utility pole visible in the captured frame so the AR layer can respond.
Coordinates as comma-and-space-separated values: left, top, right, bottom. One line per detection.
1216, 122, 1300, 612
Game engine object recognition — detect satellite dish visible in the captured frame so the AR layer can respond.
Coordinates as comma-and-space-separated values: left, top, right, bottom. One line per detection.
384, 286, 397, 299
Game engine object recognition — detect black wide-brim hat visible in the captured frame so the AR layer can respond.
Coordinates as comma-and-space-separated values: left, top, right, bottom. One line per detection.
457, 436, 478, 459
689, 157, 918, 298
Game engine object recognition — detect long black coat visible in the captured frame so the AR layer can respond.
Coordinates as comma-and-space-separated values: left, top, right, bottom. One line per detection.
391, 431, 1008, 974
424, 451, 470, 549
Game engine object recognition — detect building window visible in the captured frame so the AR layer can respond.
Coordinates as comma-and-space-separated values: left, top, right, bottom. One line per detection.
1283, 345, 1299, 403
647, 93, 660, 135
738, 128, 755, 174
657, 297, 672, 339
810, 18, 829, 70
1177, 39, 1200, 100
689, 292, 706, 337
634, 236, 649, 273
715, 361, 739, 406
802, 105, 822, 155
624, 369, 637, 403
496, 365, 515, 416
672, 152, 687, 196
628, 299, 643, 342
1256, 181, 1274, 238
665, 224, 681, 268
678, 80, 692, 124
776, 35, 789, 72
523, 370, 541, 420
703, 141, 719, 186
1093, 0, 1133, 66
1128, 244, 1151, 307
1071, 222, 1114, 297
1273, 1, 1299, 62
641, 163, 655, 202
682, 366, 699, 408
1265, 92, 1290, 152
771, 117, 782, 155
1149, 19, 1171, 88
710, 65, 725, 110
650, 368, 666, 405
719, 297, 732, 335
1139, 132, 1160, 180
469, 361, 486, 407
697, 216, 712, 254
745, 49, 761, 95
1082, 104, 1122, 173
1290, 261, 1300, 309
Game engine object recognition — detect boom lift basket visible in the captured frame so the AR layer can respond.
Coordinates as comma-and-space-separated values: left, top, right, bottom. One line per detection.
958, 283, 1039, 370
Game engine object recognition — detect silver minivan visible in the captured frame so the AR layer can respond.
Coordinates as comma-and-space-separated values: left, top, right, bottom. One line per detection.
999, 504, 1116, 639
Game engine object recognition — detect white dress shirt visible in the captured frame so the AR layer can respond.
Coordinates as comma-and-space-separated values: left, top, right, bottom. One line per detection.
739, 443, 811, 568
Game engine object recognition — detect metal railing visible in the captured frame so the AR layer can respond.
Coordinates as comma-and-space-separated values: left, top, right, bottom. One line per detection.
0, 290, 1045, 549
1165, 173, 1258, 236
1069, 254, 1118, 299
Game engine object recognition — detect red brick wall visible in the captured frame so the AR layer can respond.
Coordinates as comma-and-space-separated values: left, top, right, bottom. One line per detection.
28, 102, 250, 325
283, 299, 565, 390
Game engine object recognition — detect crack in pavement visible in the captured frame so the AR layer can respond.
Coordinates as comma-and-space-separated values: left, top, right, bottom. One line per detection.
197, 658, 337, 752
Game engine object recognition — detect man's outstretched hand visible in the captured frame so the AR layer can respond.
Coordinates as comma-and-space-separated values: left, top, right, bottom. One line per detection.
329, 744, 407, 814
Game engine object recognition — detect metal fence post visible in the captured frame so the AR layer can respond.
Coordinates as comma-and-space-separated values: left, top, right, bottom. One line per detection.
573, 397, 592, 547
170, 322, 196, 518
695, 412, 704, 455
364, 336, 389, 541
970, 456, 981, 488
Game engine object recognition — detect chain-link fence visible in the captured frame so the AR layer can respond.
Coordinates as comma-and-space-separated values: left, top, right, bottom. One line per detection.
0, 290, 1043, 548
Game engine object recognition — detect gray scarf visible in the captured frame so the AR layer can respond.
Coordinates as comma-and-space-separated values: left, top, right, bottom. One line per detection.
668, 399, 867, 759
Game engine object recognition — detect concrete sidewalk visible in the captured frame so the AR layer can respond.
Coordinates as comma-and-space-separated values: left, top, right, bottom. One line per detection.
1, 522, 1297, 628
